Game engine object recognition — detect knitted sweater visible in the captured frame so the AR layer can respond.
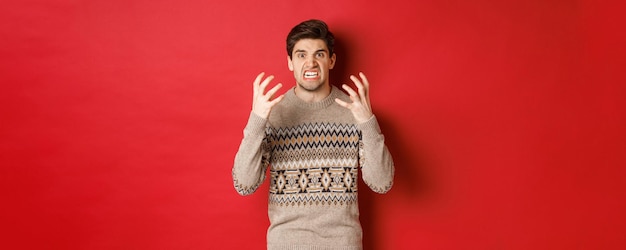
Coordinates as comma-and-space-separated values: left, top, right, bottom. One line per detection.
232, 85, 394, 250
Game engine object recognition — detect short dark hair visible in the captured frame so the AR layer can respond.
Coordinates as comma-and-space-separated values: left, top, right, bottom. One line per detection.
286, 19, 335, 58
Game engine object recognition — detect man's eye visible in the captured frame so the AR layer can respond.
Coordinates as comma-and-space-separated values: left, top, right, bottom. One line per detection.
316, 53, 324, 58
298, 54, 305, 58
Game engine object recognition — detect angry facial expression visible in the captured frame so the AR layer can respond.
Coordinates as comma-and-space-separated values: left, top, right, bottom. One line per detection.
288, 38, 336, 93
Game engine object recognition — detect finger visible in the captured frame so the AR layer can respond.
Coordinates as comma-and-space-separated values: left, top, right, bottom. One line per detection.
265, 83, 283, 99
253, 72, 265, 95
342, 84, 359, 101
358, 72, 371, 104
350, 74, 366, 99
350, 74, 362, 89
359, 72, 370, 89
350, 74, 367, 98
269, 94, 285, 106
259, 75, 274, 94
334, 98, 350, 109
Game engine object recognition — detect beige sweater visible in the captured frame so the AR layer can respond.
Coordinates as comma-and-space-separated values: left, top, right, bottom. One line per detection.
232, 86, 394, 250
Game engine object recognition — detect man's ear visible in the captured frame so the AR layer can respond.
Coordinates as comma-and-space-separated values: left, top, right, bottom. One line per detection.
329, 53, 336, 70
287, 55, 294, 71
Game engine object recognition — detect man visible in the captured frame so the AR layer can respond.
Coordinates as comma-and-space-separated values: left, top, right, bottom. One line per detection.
232, 19, 394, 250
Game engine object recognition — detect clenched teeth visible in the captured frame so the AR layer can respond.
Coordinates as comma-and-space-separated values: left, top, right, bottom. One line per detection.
304, 71, 318, 78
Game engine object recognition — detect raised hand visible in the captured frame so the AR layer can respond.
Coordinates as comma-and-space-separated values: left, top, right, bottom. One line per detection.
252, 72, 285, 119
335, 72, 374, 123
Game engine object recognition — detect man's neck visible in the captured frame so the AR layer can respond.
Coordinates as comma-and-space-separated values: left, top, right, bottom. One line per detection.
294, 84, 332, 103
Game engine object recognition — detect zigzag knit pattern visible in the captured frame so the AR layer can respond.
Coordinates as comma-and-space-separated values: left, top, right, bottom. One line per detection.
266, 122, 361, 207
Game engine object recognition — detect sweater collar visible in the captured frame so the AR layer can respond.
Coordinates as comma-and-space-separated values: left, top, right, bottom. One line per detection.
286, 85, 342, 110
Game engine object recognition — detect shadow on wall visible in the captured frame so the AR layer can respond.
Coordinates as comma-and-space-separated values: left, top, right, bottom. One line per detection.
330, 31, 435, 250
361, 113, 434, 250
329, 29, 351, 89
378, 113, 434, 202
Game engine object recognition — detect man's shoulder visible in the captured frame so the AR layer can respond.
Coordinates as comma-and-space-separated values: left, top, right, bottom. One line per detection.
331, 84, 350, 100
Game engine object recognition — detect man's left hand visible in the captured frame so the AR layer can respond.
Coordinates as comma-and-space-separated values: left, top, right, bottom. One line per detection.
335, 72, 374, 123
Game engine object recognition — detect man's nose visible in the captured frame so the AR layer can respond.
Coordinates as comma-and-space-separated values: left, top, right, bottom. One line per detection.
305, 56, 317, 66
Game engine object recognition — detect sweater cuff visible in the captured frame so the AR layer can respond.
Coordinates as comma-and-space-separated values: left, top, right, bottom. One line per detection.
357, 115, 382, 136
243, 112, 268, 137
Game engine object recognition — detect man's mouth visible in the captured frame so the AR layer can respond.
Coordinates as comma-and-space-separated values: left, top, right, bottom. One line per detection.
304, 71, 319, 79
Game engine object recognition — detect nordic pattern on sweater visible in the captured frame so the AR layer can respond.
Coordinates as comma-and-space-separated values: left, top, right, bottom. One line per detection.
266, 122, 360, 207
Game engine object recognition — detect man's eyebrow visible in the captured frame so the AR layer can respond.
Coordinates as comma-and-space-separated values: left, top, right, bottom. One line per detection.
294, 49, 328, 53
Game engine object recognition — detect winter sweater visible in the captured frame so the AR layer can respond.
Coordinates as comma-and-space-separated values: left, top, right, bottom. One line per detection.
232, 85, 394, 250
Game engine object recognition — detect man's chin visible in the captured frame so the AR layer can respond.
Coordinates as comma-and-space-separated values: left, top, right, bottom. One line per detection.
297, 81, 326, 92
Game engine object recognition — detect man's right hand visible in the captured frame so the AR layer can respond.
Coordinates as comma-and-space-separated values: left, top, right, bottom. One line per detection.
252, 72, 285, 119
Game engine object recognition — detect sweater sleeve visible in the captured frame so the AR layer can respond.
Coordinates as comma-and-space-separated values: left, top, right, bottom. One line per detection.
232, 112, 271, 196
357, 115, 395, 194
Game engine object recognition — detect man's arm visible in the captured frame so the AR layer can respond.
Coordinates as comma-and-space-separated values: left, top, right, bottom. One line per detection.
358, 116, 395, 194
335, 72, 394, 193
232, 73, 284, 195
232, 112, 270, 195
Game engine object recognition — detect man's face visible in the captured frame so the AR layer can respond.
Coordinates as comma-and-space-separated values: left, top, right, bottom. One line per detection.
288, 38, 336, 93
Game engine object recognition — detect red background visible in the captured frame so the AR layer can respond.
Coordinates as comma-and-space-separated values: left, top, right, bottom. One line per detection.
1, 0, 624, 249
